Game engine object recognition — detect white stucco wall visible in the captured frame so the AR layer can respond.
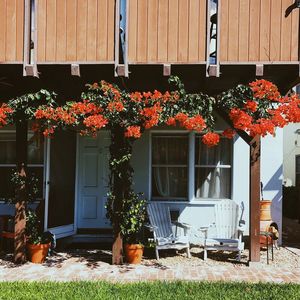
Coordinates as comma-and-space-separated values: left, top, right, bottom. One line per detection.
261, 129, 283, 244
283, 123, 300, 186
132, 127, 283, 244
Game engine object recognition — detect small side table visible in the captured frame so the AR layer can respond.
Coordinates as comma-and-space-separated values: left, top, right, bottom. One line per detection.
260, 231, 274, 264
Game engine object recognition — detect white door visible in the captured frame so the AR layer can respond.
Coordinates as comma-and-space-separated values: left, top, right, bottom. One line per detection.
77, 131, 111, 228
44, 131, 77, 238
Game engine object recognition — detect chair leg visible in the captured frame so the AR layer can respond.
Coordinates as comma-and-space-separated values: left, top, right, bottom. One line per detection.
237, 251, 241, 262
203, 248, 207, 260
186, 246, 191, 258
155, 247, 159, 260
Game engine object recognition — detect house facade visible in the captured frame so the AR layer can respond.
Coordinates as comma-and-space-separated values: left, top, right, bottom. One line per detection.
283, 85, 300, 187
0, 0, 299, 253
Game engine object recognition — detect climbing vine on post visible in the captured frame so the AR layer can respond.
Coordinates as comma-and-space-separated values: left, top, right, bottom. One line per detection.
1, 76, 300, 264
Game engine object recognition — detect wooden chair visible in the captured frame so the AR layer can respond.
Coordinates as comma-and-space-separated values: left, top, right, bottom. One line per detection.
200, 200, 245, 261
146, 202, 191, 260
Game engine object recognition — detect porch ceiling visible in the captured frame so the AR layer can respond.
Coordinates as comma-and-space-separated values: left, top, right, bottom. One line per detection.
0, 64, 299, 101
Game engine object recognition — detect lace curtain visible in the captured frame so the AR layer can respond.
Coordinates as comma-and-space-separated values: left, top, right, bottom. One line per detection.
152, 135, 188, 199
195, 138, 231, 199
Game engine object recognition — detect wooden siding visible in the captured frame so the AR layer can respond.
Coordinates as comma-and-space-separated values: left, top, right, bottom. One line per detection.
0, 0, 24, 63
220, 0, 300, 63
36, 0, 115, 63
127, 0, 207, 64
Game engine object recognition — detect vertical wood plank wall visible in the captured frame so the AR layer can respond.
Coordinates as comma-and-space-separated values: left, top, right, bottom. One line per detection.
127, 0, 207, 64
36, 0, 115, 63
220, 0, 300, 62
0, 0, 24, 63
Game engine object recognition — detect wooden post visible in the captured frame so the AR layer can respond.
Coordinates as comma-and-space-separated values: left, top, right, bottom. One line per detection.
112, 232, 123, 265
14, 120, 28, 264
249, 135, 261, 263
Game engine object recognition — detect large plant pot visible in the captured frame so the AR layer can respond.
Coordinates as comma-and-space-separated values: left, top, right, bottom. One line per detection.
124, 244, 144, 264
27, 243, 50, 263
260, 200, 272, 221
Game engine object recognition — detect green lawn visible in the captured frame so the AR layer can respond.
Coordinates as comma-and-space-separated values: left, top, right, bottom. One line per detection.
0, 281, 300, 300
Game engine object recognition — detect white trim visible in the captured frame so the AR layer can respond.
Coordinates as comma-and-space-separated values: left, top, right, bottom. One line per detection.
44, 138, 50, 231
189, 132, 195, 202
148, 131, 152, 200
48, 224, 75, 239
74, 134, 80, 234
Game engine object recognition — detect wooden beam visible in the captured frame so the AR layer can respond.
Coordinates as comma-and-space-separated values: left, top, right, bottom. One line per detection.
163, 64, 171, 76
14, 120, 28, 264
249, 135, 261, 263
116, 65, 126, 77
71, 64, 81, 77
23, 0, 31, 76
256, 64, 264, 77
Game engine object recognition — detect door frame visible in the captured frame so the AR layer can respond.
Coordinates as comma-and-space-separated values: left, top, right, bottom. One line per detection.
43, 136, 78, 239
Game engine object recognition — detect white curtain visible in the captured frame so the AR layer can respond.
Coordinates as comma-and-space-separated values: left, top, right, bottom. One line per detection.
195, 139, 231, 199
152, 136, 187, 198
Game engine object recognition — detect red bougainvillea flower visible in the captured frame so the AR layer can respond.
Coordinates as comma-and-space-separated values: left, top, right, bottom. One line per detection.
43, 126, 55, 137
244, 100, 258, 112
107, 101, 125, 112
249, 79, 280, 101
83, 115, 108, 130
141, 103, 162, 129
174, 112, 188, 125
0, 104, 13, 126
248, 119, 275, 137
130, 92, 142, 103
229, 108, 253, 131
70, 100, 102, 115
222, 128, 236, 139
124, 126, 141, 139
183, 115, 206, 132
202, 132, 220, 147
166, 117, 176, 126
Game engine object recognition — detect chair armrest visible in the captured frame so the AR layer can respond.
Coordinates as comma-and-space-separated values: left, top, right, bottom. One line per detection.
173, 221, 192, 230
144, 224, 157, 232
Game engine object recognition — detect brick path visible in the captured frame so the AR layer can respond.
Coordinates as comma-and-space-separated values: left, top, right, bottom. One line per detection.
0, 249, 300, 283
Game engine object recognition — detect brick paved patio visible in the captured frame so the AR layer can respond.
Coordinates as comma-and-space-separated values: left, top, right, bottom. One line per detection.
1, 247, 300, 283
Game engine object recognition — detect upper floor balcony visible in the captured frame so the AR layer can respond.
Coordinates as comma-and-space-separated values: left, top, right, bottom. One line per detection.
0, 0, 299, 83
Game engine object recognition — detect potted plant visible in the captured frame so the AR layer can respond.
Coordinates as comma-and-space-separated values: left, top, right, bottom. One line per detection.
25, 209, 51, 263
119, 192, 147, 264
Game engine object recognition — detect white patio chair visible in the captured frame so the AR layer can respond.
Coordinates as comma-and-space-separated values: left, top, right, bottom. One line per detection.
146, 202, 192, 260
200, 200, 245, 261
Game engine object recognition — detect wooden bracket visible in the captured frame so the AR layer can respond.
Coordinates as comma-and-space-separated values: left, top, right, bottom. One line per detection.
71, 64, 81, 77
256, 64, 264, 77
115, 65, 126, 77
163, 64, 171, 76
24, 64, 39, 77
208, 65, 218, 77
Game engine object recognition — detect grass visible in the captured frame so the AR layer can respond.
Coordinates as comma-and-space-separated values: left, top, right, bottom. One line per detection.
1, 281, 300, 300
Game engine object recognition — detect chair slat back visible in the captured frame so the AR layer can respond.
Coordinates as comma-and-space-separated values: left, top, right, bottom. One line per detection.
147, 203, 173, 238
215, 200, 239, 239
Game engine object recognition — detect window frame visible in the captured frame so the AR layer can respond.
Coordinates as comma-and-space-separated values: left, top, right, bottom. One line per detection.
0, 129, 46, 203
149, 130, 233, 203
296, 155, 300, 186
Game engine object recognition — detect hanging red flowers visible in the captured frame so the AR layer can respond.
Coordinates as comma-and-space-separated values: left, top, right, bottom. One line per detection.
229, 108, 253, 131
222, 128, 236, 139
202, 132, 220, 147
124, 126, 141, 138
244, 100, 258, 112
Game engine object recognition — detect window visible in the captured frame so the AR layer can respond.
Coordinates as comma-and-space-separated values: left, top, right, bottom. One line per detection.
296, 155, 300, 186
151, 132, 233, 201
152, 133, 189, 201
195, 136, 232, 199
0, 130, 44, 201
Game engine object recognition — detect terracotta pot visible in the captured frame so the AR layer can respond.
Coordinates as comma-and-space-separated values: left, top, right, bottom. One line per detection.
124, 244, 144, 264
260, 200, 272, 221
26, 243, 50, 263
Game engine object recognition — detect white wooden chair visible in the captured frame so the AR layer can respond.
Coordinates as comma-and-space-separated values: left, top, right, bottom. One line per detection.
146, 202, 192, 260
200, 200, 245, 261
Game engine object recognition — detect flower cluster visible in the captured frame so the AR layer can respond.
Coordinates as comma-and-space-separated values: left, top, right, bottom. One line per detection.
202, 132, 220, 147
222, 128, 236, 139
124, 126, 141, 138
229, 109, 253, 130
0, 104, 13, 126
249, 79, 281, 101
